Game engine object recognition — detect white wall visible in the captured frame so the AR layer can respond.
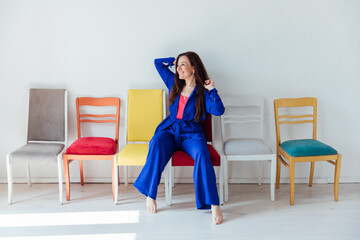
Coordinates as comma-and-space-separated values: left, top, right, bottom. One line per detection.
0, 0, 359, 184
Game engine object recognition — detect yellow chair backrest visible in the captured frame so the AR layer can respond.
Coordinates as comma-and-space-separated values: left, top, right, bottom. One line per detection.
127, 89, 164, 142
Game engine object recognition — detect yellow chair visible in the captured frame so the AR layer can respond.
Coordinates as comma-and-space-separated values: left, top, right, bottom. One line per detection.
113, 89, 165, 204
274, 97, 341, 205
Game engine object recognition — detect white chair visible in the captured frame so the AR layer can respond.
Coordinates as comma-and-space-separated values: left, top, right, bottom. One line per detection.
6, 89, 68, 204
220, 97, 275, 202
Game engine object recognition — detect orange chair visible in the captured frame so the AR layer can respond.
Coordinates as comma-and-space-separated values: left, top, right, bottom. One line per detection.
63, 97, 120, 202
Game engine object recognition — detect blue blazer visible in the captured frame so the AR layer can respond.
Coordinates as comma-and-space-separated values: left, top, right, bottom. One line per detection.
154, 57, 225, 141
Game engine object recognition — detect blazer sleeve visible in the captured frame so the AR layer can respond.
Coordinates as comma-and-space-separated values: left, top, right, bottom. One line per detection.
205, 88, 225, 116
154, 57, 176, 90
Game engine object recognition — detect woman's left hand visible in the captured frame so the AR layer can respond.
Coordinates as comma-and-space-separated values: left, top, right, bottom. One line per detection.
204, 79, 215, 91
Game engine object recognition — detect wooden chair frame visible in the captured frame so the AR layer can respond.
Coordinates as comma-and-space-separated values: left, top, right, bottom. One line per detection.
63, 97, 120, 202
274, 97, 341, 205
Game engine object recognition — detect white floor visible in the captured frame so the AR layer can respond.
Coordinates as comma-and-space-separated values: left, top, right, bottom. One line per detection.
0, 183, 359, 240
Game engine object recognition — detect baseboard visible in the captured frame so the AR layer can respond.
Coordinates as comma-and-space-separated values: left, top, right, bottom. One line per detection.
1, 177, 359, 184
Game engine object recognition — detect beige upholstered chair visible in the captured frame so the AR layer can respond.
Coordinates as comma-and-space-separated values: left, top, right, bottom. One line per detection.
6, 89, 67, 204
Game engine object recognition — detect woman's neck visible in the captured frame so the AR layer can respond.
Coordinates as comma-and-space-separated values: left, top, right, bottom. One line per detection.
184, 77, 195, 88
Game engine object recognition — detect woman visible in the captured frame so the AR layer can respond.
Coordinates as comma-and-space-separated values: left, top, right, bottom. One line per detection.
134, 51, 225, 225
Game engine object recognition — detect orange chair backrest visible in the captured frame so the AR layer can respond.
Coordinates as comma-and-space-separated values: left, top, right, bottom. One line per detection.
76, 97, 120, 143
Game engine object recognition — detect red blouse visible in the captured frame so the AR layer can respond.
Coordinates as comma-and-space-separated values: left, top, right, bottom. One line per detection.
176, 94, 189, 119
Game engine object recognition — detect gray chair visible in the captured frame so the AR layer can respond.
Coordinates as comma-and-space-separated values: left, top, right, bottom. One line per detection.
6, 89, 68, 204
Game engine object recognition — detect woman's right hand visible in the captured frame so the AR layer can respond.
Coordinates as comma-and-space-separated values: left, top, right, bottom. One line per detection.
163, 59, 175, 66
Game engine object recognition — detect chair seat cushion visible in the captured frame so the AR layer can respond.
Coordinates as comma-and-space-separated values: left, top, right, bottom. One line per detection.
9, 143, 65, 164
116, 144, 149, 166
224, 138, 272, 155
66, 137, 116, 155
172, 144, 220, 166
281, 139, 338, 157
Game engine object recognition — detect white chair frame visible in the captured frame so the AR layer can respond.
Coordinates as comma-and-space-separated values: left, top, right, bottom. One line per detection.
220, 97, 275, 202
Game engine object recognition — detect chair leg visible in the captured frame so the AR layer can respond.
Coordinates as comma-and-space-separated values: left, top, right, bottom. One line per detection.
6, 154, 13, 204
257, 161, 264, 185
171, 165, 175, 188
168, 160, 173, 206
309, 161, 315, 187
57, 156, 63, 205
289, 160, 295, 205
114, 157, 118, 205
334, 154, 342, 201
63, 155, 71, 201
26, 163, 31, 187
164, 162, 169, 204
118, 166, 120, 185
224, 157, 229, 202
79, 160, 84, 186
219, 163, 224, 205
111, 159, 115, 202
270, 155, 276, 201
124, 166, 128, 187
276, 153, 281, 189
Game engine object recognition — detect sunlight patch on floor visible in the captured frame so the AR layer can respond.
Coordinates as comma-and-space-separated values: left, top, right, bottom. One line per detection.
0, 233, 136, 240
0, 211, 139, 227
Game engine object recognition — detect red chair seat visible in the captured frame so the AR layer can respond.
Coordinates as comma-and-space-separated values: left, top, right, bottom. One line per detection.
172, 144, 220, 166
66, 137, 116, 155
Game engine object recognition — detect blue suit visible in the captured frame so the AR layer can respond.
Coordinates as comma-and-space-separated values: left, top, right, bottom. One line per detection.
134, 57, 225, 209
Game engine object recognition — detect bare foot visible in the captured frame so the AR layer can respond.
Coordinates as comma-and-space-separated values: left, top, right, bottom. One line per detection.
211, 205, 223, 225
146, 196, 157, 213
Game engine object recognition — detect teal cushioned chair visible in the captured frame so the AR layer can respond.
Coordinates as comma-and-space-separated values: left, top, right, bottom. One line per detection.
281, 139, 338, 157
274, 97, 341, 205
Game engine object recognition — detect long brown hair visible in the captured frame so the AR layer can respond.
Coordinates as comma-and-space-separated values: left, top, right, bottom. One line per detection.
169, 51, 209, 122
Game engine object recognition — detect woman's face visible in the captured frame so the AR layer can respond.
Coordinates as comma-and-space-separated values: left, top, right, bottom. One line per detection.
176, 55, 195, 80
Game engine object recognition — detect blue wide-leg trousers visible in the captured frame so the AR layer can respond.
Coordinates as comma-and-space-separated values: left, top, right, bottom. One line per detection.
134, 129, 219, 209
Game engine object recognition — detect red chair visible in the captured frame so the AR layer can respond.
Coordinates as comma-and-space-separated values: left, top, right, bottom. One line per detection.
165, 114, 223, 205
63, 97, 120, 202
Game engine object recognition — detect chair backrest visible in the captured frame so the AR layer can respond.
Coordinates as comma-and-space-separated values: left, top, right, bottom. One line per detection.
273, 97, 317, 146
199, 113, 213, 143
220, 97, 264, 143
27, 89, 67, 143
126, 89, 165, 142
76, 97, 120, 143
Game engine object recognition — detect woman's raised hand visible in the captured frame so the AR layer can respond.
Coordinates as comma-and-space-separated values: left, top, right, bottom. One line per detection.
204, 79, 215, 91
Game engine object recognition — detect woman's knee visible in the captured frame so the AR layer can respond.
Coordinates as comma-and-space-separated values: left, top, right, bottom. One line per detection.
149, 132, 175, 153
151, 131, 172, 142
190, 147, 210, 163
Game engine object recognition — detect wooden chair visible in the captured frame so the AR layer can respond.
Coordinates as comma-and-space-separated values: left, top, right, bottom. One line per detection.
165, 114, 224, 205
7, 89, 67, 204
63, 97, 120, 202
113, 89, 165, 204
220, 97, 276, 202
274, 97, 341, 205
